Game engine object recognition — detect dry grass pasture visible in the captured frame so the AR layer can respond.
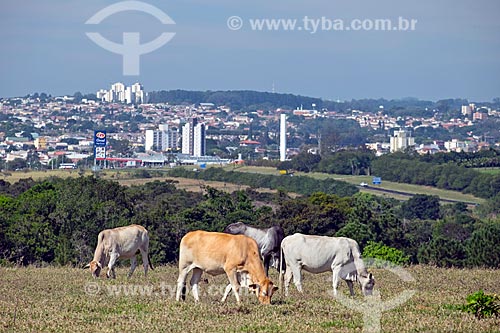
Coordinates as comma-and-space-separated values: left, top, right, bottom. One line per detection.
1, 265, 499, 332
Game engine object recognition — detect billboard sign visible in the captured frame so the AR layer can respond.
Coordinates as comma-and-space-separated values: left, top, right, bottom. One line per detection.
94, 130, 107, 160
95, 146, 106, 159
94, 130, 107, 147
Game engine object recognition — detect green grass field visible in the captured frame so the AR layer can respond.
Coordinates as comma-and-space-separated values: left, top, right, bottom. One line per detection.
1, 265, 499, 332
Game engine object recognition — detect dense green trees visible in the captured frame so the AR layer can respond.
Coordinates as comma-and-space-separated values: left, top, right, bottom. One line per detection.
466, 222, 500, 268
0, 175, 499, 268
316, 149, 375, 175
401, 194, 441, 220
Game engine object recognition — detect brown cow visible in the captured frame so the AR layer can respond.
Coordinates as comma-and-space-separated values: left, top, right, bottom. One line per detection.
176, 230, 278, 304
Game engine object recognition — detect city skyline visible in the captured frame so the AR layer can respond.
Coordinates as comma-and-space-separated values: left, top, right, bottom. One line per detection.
1, 0, 500, 101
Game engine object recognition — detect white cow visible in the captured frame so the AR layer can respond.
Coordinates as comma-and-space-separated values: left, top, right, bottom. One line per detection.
280, 233, 374, 297
85, 224, 153, 279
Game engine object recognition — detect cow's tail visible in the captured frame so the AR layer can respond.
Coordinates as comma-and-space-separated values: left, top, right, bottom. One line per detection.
278, 244, 284, 293
148, 252, 154, 270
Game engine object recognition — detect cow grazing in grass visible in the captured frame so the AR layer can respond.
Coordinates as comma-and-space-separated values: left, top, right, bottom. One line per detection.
280, 233, 374, 297
85, 224, 153, 279
176, 230, 278, 305
223, 222, 285, 276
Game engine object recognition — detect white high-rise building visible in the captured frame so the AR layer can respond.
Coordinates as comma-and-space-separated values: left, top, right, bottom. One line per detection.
131, 83, 145, 104
390, 129, 415, 153
111, 82, 126, 102
124, 87, 132, 104
182, 118, 206, 157
193, 123, 206, 157
145, 124, 179, 152
280, 113, 287, 161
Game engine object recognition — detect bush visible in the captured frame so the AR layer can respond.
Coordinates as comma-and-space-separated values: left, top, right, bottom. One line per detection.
417, 237, 467, 267
461, 290, 500, 319
362, 241, 410, 267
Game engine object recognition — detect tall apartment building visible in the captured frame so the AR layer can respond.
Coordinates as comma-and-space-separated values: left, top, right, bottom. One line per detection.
182, 118, 206, 157
390, 129, 415, 153
145, 124, 179, 152
461, 103, 475, 117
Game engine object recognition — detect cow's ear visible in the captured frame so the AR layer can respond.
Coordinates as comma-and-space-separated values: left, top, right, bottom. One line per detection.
272, 286, 279, 293
83, 263, 90, 269
97, 262, 102, 268
369, 273, 373, 280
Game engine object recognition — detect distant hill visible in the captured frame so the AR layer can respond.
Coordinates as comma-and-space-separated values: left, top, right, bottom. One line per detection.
147, 89, 324, 111
147, 89, 488, 115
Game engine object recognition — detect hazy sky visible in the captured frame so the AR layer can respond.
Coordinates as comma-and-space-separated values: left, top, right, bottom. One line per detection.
1, 0, 499, 101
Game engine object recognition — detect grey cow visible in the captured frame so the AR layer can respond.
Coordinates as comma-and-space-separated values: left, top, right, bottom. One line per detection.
223, 222, 285, 276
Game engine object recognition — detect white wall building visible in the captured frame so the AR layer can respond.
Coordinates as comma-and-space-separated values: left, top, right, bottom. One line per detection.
182, 118, 206, 157
390, 129, 415, 153
145, 124, 179, 152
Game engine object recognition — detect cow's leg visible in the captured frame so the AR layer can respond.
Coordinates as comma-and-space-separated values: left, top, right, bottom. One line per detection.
176, 265, 191, 301
225, 268, 241, 304
284, 264, 293, 296
190, 268, 203, 303
263, 254, 271, 277
128, 256, 137, 279
107, 252, 120, 279
291, 264, 303, 293
140, 248, 149, 277
221, 283, 233, 303
331, 265, 342, 297
285, 262, 302, 292
346, 280, 355, 296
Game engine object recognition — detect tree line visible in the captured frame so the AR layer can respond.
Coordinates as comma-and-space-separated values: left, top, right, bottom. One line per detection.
0, 176, 499, 268
166, 167, 358, 197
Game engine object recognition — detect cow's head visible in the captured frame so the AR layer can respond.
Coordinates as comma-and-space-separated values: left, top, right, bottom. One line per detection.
249, 279, 278, 304
223, 222, 246, 235
87, 260, 102, 278
358, 273, 375, 296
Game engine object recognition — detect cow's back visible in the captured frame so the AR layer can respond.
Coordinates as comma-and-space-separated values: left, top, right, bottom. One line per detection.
179, 231, 259, 275
101, 225, 148, 258
282, 233, 354, 273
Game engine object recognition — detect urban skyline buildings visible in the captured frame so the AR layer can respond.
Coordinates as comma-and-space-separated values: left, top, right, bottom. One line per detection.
96, 82, 146, 104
